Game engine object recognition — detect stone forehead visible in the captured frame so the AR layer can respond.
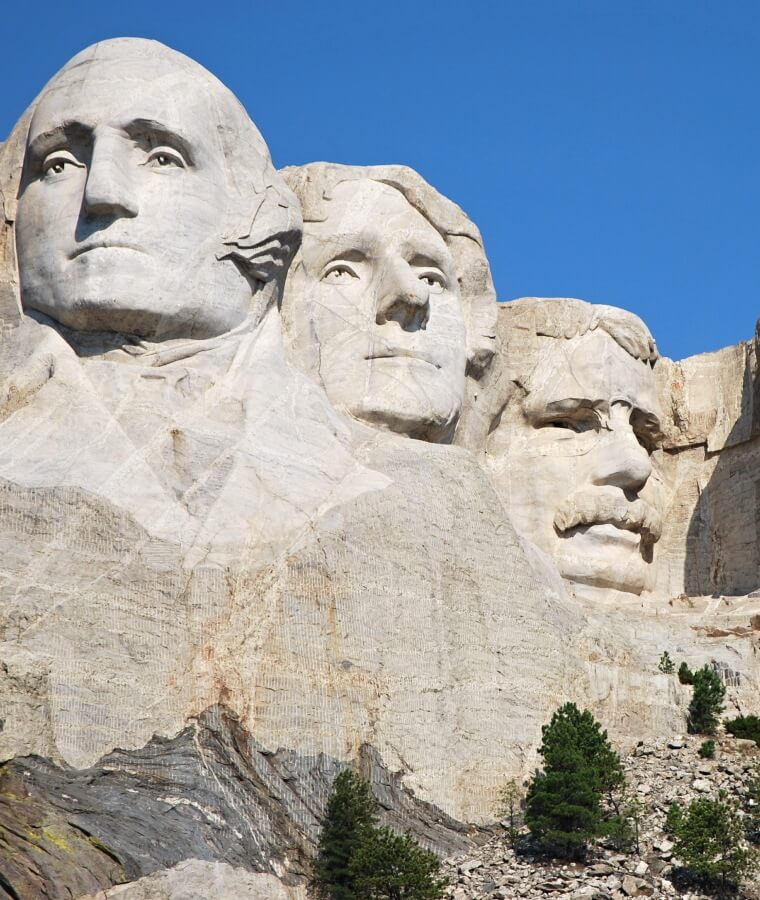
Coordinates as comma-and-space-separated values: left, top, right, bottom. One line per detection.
28, 38, 271, 166
526, 328, 659, 406
498, 297, 659, 366
311, 178, 450, 242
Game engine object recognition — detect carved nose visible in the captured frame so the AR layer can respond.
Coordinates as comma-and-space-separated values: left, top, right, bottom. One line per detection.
590, 427, 652, 493
375, 260, 430, 331
83, 136, 139, 220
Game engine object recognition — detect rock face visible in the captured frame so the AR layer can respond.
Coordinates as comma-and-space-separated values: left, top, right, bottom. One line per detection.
0, 35, 759, 899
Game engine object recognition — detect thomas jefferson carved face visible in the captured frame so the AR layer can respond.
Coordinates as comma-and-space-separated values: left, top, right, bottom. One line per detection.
16, 42, 260, 340
488, 328, 663, 597
289, 179, 467, 442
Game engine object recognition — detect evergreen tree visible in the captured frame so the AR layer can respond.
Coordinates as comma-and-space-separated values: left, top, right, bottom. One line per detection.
312, 770, 447, 900
349, 826, 448, 899
496, 778, 524, 845
525, 703, 625, 859
311, 769, 379, 900
725, 714, 760, 745
678, 662, 694, 685
658, 651, 675, 674
688, 665, 726, 735
672, 795, 758, 891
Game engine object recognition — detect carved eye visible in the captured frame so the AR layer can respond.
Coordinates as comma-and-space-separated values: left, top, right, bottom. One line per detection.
42, 150, 83, 179
146, 146, 186, 169
544, 415, 598, 434
322, 263, 358, 284
418, 270, 446, 294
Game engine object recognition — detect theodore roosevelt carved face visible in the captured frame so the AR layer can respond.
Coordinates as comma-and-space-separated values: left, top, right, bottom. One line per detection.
487, 298, 664, 599
15, 38, 299, 341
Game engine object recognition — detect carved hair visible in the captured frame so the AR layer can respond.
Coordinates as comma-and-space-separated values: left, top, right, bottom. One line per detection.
280, 162, 496, 376
500, 296, 659, 366
0, 38, 302, 321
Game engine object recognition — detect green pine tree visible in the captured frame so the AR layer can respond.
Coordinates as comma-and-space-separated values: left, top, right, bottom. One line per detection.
678, 662, 694, 685
672, 795, 758, 892
349, 826, 448, 899
687, 665, 726, 735
525, 703, 625, 859
311, 769, 379, 900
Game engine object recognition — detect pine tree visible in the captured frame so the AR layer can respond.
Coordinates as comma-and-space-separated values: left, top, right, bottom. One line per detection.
312, 770, 447, 900
311, 769, 379, 900
672, 795, 758, 891
525, 703, 625, 859
349, 826, 447, 899
687, 665, 726, 735
678, 662, 694, 685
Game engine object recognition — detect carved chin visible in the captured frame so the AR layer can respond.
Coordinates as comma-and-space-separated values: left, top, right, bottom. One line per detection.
554, 524, 651, 595
354, 398, 459, 443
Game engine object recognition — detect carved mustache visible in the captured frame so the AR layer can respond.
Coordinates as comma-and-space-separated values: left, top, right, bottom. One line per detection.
553, 487, 662, 545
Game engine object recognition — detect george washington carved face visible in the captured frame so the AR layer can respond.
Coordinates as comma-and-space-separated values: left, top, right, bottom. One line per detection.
15, 39, 298, 341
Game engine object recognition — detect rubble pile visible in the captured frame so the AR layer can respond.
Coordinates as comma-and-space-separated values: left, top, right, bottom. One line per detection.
442, 735, 760, 899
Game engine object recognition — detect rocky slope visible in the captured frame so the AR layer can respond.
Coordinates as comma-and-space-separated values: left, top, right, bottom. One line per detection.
442, 734, 760, 899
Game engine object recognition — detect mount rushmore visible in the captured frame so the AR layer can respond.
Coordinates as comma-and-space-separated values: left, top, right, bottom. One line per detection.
0, 37, 759, 898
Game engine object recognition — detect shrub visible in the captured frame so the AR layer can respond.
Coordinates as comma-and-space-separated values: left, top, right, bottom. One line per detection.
698, 740, 716, 759
525, 703, 625, 860
349, 826, 448, 899
658, 651, 675, 674
743, 765, 760, 845
678, 662, 694, 685
496, 778, 524, 845
671, 795, 758, 892
725, 714, 760, 746
665, 801, 683, 836
687, 665, 725, 735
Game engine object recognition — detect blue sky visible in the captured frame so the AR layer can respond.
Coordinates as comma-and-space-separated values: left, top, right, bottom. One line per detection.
2, 0, 758, 361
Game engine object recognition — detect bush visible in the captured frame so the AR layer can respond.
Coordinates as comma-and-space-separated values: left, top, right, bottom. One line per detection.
671, 795, 758, 892
658, 651, 675, 674
349, 826, 448, 899
743, 765, 760, 845
725, 714, 760, 746
665, 800, 683, 836
688, 665, 726, 735
525, 703, 625, 860
698, 740, 716, 759
312, 769, 447, 900
678, 662, 694, 685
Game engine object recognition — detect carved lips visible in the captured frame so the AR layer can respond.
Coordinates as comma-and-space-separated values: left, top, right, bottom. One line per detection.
553, 486, 662, 546
364, 348, 441, 368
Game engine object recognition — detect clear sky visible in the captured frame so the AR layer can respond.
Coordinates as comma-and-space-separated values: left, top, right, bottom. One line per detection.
2, 0, 758, 361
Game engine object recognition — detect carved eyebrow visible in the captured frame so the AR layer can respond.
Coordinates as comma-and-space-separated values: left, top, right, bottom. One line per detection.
27, 122, 91, 160
524, 397, 602, 423
122, 118, 196, 165
401, 238, 454, 272
409, 252, 451, 272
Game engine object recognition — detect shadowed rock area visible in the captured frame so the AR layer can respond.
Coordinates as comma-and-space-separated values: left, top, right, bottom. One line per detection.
0, 705, 479, 897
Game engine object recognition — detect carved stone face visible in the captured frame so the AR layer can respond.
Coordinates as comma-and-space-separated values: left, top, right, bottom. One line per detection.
293, 179, 467, 441
488, 329, 663, 597
16, 46, 253, 339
